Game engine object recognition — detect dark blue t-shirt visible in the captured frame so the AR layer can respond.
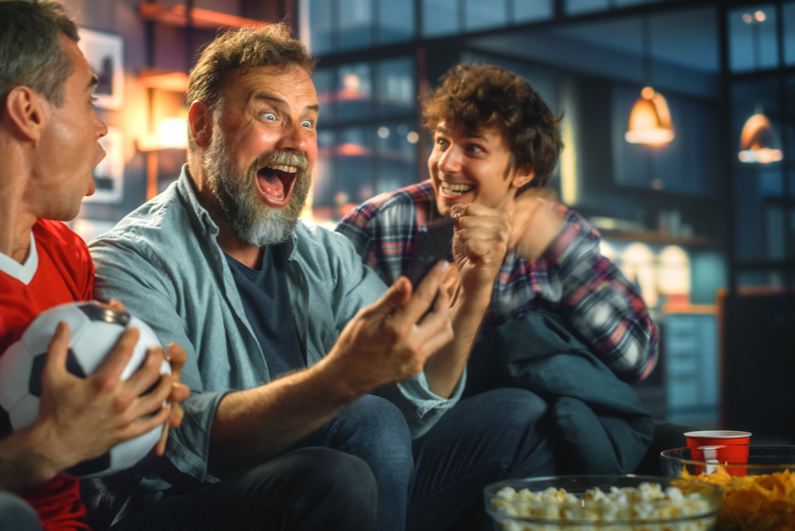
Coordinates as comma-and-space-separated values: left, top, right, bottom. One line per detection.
225, 246, 304, 379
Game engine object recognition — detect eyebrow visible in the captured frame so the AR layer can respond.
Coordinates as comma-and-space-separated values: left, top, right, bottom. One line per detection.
253, 92, 319, 113
436, 126, 487, 141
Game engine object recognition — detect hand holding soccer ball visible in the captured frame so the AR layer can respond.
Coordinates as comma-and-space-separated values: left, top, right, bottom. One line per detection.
0, 301, 183, 478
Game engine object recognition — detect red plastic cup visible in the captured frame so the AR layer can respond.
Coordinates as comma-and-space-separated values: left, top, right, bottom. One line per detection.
685, 430, 752, 476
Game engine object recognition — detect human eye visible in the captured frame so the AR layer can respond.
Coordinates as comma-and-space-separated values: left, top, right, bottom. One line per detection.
301, 119, 314, 128
467, 144, 484, 153
435, 136, 449, 149
262, 111, 277, 121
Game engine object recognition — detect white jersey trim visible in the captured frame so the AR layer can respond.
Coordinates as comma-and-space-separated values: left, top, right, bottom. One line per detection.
0, 232, 38, 285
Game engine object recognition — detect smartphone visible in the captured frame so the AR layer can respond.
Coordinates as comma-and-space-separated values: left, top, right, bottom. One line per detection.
408, 217, 455, 289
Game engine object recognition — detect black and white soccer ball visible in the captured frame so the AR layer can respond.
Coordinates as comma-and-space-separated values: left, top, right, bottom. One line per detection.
0, 301, 171, 477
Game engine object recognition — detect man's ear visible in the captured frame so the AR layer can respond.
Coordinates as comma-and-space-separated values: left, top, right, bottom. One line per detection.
189, 101, 212, 149
511, 163, 535, 190
3, 86, 44, 142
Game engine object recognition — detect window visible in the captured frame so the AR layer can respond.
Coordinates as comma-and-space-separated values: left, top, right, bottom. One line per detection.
728, 5, 779, 73
465, 0, 506, 31
339, 0, 373, 50
422, 0, 459, 38
311, 57, 419, 225
378, 0, 415, 44
514, 0, 553, 23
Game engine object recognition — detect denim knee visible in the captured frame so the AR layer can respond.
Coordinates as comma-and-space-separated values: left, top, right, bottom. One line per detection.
332, 395, 413, 456
253, 448, 378, 530
0, 492, 41, 531
475, 387, 548, 428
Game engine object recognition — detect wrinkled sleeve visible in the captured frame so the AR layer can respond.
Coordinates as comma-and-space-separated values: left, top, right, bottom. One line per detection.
535, 211, 658, 382
328, 230, 465, 439
89, 236, 225, 484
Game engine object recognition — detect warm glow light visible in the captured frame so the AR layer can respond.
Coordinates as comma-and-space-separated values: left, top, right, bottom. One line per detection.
599, 241, 616, 261
658, 246, 690, 296
335, 74, 369, 102
625, 87, 675, 146
560, 113, 578, 205
738, 114, 783, 164
157, 118, 188, 149
743, 12, 753, 23
621, 243, 658, 308
137, 116, 188, 151
337, 143, 370, 156
407, 132, 419, 144
755, 11, 766, 22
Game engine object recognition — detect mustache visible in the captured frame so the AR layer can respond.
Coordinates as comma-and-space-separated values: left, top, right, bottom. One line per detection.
250, 150, 309, 173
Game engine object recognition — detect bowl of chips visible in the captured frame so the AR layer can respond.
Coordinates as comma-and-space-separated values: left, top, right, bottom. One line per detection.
661, 445, 795, 531
484, 475, 721, 531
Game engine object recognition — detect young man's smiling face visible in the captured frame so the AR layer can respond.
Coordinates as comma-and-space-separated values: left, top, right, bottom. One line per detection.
428, 123, 534, 217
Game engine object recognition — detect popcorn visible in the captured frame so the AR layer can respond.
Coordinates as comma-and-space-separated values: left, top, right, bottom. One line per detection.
489, 481, 716, 531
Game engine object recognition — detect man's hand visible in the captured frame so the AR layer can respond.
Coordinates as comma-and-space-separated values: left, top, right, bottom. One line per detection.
154, 343, 191, 456
322, 261, 454, 399
448, 203, 512, 298
509, 188, 565, 258
30, 322, 175, 478
104, 299, 190, 457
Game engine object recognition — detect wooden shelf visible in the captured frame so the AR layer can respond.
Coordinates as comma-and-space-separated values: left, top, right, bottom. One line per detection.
661, 303, 718, 314
599, 229, 711, 246
139, 3, 270, 30
139, 67, 188, 92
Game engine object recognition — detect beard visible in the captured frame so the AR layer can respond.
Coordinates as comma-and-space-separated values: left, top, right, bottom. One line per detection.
204, 131, 311, 247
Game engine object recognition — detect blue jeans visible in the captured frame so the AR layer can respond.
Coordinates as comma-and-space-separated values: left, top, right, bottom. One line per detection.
0, 493, 41, 531
111, 448, 377, 531
300, 387, 555, 531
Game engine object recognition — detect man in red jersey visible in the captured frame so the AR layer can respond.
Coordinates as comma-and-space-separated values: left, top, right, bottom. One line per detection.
0, 2, 189, 530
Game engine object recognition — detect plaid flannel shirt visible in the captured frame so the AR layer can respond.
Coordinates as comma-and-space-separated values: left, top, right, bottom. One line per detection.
336, 180, 658, 383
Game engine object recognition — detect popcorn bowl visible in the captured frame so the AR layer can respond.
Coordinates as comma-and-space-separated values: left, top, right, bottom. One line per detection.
661, 445, 795, 531
484, 475, 721, 531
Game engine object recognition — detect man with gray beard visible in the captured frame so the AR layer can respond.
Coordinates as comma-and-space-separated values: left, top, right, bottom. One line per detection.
205, 132, 311, 246
90, 23, 553, 531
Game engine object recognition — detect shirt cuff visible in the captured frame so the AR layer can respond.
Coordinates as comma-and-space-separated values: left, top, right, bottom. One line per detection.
164, 390, 230, 484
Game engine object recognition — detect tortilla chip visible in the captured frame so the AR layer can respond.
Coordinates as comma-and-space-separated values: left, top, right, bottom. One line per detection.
682, 467, 795, 531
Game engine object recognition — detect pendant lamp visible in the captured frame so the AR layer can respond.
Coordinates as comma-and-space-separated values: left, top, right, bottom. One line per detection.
625, 87, 675, 146
738, 113, 782, 163
625, 16, 674, 147
735, 12, 782, 164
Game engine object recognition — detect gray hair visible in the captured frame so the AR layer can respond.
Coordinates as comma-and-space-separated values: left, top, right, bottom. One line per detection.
186, 23, 316, 152
0, 0, 80, 108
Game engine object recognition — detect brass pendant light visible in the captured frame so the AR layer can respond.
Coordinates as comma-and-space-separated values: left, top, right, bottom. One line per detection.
738, 113, 782, 163
736, 12, 782, 164
625, 16, 674, 147
625, 87, 675, 146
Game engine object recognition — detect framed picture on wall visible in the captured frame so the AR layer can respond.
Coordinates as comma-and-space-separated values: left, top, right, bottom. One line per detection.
77, 28, 124, 110
84, 126, 124, 204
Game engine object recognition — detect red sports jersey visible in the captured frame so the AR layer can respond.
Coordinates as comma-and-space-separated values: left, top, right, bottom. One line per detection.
0, 219, 93, 531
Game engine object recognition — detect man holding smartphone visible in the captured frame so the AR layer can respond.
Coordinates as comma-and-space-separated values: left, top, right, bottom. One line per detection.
90, 28, 557, 531
337, 63, 659, 477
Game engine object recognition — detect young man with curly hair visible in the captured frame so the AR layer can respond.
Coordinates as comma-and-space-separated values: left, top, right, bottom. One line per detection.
337, 63, 660, 477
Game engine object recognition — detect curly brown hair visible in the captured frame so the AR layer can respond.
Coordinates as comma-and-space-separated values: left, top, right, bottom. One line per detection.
422, 63, 562, 191
186, 23, 316, 151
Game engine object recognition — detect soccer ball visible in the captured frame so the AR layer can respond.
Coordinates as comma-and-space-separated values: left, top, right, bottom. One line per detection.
0, 301, 171, 477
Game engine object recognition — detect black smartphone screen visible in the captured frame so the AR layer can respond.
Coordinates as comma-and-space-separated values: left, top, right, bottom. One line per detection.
408, 217, 455, 288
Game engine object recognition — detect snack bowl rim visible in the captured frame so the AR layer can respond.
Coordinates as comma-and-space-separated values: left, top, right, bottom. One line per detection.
661, 444, 795, 471
484, 474, 722, 526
